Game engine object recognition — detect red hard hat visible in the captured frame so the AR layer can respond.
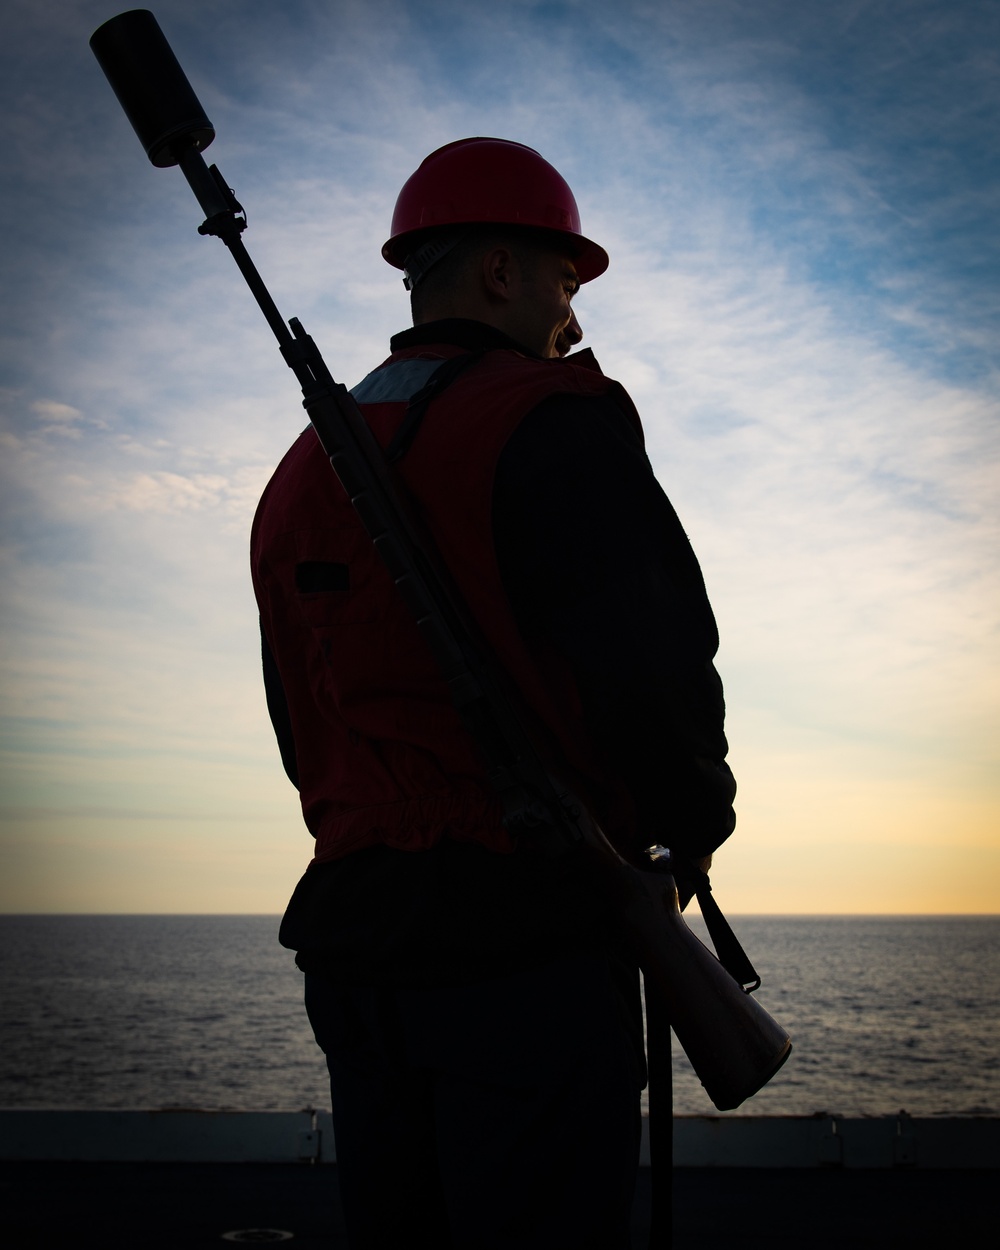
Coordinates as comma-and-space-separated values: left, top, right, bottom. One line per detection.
382, 137, 609, 283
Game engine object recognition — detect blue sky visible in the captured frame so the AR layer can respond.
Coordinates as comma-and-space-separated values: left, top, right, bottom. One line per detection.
1, 0, 997, 912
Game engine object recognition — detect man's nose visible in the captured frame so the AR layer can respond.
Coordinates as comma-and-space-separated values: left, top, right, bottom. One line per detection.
565, 310, 583, 345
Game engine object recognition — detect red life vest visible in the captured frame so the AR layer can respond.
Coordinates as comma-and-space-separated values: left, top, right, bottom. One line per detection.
251, 343, 644, 866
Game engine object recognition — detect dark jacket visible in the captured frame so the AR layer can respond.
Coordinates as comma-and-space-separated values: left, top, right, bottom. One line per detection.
253, 319, 735, 984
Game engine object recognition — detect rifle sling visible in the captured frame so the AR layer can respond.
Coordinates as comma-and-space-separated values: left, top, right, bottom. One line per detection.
692, 874, 761, 992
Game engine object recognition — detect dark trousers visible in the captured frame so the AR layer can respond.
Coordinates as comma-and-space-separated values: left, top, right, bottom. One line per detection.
304, 951, 643, 1249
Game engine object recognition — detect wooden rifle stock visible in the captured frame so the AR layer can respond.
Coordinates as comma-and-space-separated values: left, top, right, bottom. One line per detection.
630, 875, 792, 1111
577, 816, 792, 1110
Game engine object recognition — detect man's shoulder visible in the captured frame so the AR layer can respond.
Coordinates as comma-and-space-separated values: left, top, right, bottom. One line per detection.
358, 337, 632, 412
472, 352, 644, 445
347, 325, 645, 459
463, 346, 625, 401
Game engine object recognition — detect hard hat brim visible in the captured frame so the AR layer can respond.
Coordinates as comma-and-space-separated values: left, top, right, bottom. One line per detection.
383, 224, 609, 284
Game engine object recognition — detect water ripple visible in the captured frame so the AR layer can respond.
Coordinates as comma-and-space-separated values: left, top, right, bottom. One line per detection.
0, 914, 997, 1118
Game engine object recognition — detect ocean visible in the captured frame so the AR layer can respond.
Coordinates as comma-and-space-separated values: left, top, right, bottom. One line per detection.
0, 915, 996, 1118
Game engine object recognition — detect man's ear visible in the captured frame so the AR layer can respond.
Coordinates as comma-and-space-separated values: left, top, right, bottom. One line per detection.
481, 246, 516, 302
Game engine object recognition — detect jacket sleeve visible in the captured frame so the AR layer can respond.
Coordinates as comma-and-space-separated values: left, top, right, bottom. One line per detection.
492, 392, 736, 860
260, 620, 300, 790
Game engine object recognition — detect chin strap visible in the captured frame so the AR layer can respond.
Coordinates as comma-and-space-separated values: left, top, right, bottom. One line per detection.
402, 231, 468, 290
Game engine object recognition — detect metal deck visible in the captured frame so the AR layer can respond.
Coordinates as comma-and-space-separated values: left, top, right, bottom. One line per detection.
2, 1112, 995, 1247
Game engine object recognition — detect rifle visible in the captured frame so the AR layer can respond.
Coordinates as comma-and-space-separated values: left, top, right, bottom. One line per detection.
90, 8, 791, 1114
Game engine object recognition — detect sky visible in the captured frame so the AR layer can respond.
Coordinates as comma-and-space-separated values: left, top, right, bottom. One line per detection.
1, 0, 997, 914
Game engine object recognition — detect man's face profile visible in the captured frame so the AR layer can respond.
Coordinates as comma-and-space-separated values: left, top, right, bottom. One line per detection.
507, 250, 583, 359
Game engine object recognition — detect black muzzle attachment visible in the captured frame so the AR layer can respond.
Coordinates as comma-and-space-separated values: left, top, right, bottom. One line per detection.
90, 8, 214, 168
